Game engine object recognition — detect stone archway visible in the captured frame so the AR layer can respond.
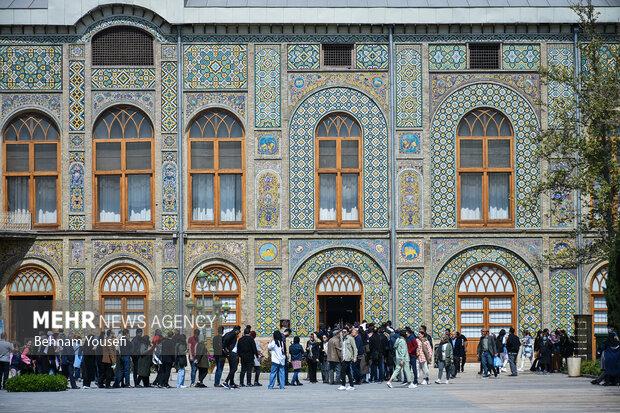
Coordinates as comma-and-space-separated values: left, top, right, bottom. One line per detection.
432, 245, 541, 338
291, 247, 389, 335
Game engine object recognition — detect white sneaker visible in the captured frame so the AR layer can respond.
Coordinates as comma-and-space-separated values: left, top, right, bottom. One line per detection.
345, 385, 355, 390
421, 380, 428, 385
81, 386, 90, 389
338, 385, 347, 390
386, 381, 392, 388
178, 385, 187, 388
408, 383, 417, 389
445, 380, 449, 384
435, 379, 442, 384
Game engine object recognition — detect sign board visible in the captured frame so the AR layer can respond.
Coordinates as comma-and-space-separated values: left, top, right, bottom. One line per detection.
574, 314, 593, 360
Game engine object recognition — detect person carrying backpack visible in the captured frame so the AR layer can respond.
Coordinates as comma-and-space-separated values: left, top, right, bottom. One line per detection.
174, 331, 188, 388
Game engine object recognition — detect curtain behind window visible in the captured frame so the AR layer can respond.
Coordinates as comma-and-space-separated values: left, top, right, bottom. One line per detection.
35, 177, 57, 224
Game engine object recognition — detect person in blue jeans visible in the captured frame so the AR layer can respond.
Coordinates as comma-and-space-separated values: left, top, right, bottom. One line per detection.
477, 329, 498, 378
268, 330, 286, 389
212, 326, 224, 387
289, 336, 304, 386
114, 330, 131, 388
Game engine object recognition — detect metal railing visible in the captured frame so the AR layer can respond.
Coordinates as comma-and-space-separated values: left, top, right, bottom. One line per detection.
0, 211, 32, 231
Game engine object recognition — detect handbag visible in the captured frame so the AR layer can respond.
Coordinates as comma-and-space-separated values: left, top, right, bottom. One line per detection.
493, 355, 502, 368
292, 360, 302, 370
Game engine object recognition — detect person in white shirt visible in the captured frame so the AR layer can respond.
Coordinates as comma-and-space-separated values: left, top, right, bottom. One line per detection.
267, 330, 286, 390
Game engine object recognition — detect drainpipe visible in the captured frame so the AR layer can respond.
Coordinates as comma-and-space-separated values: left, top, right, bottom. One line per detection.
573, 27, 583, 314
176, 27, 186, 318
388, 26, 398, 323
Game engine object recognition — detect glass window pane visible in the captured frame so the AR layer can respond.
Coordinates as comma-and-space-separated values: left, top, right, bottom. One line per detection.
319, 140, 336, 168
192, 174, 214, 221
7, 176, 29, 219
594, 325, 608, 334
126, 298, 144, 310
341, 174, 358, 221
594, 311, 607, 323
489, 312, 512, 324
96, 142, 121, 171
461, 326, 482, 338
126, 142, 151, 170
460, 298, 483, 310
220, 297, 237, 323
218, 141, 241, 169
220, 174, 242, 222
459, 140, 483, 168
461, 312, 483, 324
489, 173, 510, 220
191, 141, 214, 169
489, 326, 512, 335
127, 174, 151, 222
341, 140, 359, 168
35, 177, 57, 224
489, 297, 512, 309
104, 298, 121, 310
229, 121, 243, 138
6, 145, 29, 172
98, 176, 121, 222
319, 174, 336, 221
488, 139, 511, 167
34, 144, 57, 171
594, 297, 607, 309
460, 173, 482, 220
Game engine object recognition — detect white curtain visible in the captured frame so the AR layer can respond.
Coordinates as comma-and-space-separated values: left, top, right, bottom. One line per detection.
127, 175, 151, 221
7, 176, 29, 223
220, 174, 242, 221
192, 174, 214, 221
460, 173, 482, 220
98, 176, 121, 222
319, 174, 336, 221
489, 173, 509, 219
35, 177, 57, 224
341, 174, 359, 221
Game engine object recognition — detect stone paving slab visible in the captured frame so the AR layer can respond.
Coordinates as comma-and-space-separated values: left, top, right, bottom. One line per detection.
1, 368, 619, 413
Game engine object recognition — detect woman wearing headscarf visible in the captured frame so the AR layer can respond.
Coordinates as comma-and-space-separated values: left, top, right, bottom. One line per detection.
434, 334, 453, 384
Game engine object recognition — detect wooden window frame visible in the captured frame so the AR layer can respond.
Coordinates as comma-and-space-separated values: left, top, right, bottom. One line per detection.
315, 268, 364, 329
93, 106, 154, 230
187, 109, 245, 229
99, 266, 148, 333
192, 266, 241, 330
315, 113, 363, 229
2, 112, 60, 229
590, 265, 608, 358
457, 108, 514, 228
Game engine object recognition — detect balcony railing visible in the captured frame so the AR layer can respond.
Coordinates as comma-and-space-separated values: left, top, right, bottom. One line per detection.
0, 211, 31, 231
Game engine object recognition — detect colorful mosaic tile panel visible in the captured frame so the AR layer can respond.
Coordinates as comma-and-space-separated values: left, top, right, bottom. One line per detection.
162, 270, 178, 317
70, 240, 84, 267
69, 61, 85, 131
0, 45, 62, 90
91, 68, 156, 90
69, 156, 85, 213
163, 240, 177, 267
161, 61, 178, 132
69, 271, 86, 312
291, 248, 389, 335
255, 240, 281, 266
289, 87, 388, 229
397, 270, 424, 328
69, 44, 85, 59
0, 93, 61, 126
397, 239, 423, 265
256, 170, 280, 229
184, 240, 247, 279
184, 92, 246, 123
430, 82, 540, 228
256, 131, 280, 157
395, 45, 422, 128
92, 240, 154, 271
92, 91, 154, 119
184, 44, 247, 90
287, 44, 320, 70
68, 215, 85, 231
398, 169, 422, 229
502, 44, 541, 70
356, 44, 388, 70
254, 45, 281, 128
162, 215, 178, 232
428, 44, 467, 71
161, 44, 177, 60
550, 270, 577, 334
398, 132, 421, 156
547, 44, 575, 127
162, 152, 177, 214
255, 270, 281, 335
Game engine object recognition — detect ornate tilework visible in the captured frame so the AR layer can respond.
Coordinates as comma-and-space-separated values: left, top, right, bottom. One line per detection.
550, 190, 575, 228
0, 45, 62, 90
69, 44, 85, 59
69, 61, 85, 131
79, 16, 174, 43
255, 270, 281, 335
163, 241, 177, 267
287, 44, 320, 70
432, 246, 541, 338
184, 45, 247, 90
162, 270, 178, 317
256, 131, 280, 157
92, 91, 154, 119
255, 240, 282, 266
356, 44, 388, 70
398, 132, 421, 156
69, 134, 84, 151
162, 215, 178, 232
291, 248, 389, 335
397, 240, 424, 266
162, 134, 177, 151
397, 270, 424, 328
428, 44, 467, 71
161, 44, 177, 60
68, 271, 85, 312
69, 156, 85, 213
547, 44, 575, 127
162, 152, 177, 214
398, 169, 422, 229
70, 240, 85, 267
184, 92, 246, 123
395, 45, 422, 128
92, 240, 154, 272
91, 68, 156, 90
161, 61, 178, 132
184, 240, 247, 278
430, 82, 540, 228
289, 87, 388, 229
0, 93, 61, 126
502, 44, 541, 70
256, 170, 280, 229
255, 45, 281, 128
550, 270, 577, 334
26, 240, 63, 273
68, 215, 85, 231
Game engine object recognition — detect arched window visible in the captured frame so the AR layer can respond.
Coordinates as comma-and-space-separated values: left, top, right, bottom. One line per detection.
193, 266, 241, 329
188, 109, 244, 227
591, 266, 608, 335
100, 267, 147, 332
92, 26, 154, 66
317, 268, 362, 294
457, 265, 516, 354
457, 108, 514, 227
8, 266, 54, 295
316, 113, 361, 227
3, 112, 59, 227
93, 106, 154, 228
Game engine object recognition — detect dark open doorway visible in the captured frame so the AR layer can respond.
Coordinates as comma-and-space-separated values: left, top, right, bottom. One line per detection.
318, 295, 361, 329
10, 296, 53, 343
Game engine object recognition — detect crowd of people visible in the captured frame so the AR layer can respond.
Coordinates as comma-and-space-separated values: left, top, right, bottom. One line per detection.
0, 321, 619, 391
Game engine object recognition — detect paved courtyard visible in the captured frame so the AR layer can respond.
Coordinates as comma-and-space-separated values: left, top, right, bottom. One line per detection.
1, 367, 619, 412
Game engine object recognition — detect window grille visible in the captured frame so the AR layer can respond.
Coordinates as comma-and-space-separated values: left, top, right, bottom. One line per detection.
92, 26, 154, 66
322, 44, 353, 67
469, 43, 500, 70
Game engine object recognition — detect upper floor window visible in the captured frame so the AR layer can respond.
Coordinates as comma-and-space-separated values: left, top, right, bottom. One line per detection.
93, 106, 154, 228
322, 44, 353, 67
3, 112, 59, 227
457, 108, 513, 227
316, 113, 361, 228
188, 109, 244, 228
92, 26, 154, 66
469, 43, 500, 70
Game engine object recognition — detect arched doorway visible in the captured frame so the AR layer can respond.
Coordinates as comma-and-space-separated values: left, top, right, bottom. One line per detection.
590, 265, 608, 358
99, 266, 148, 334
316, 268, 363, 329
457, 264, 516, 357
193, 266, 241, 332
6, 266, 55, 342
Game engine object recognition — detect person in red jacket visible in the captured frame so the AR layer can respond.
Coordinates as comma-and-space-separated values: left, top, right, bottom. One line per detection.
405, 327, 419, 385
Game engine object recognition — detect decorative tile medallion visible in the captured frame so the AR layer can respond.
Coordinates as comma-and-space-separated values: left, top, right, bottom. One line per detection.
256, 131, 280, 157
255, 270, 281, 335
398, 169, 422, 229
184, 44, 247, 89
68, 215, 86, 231
502, 44, 541, 70
69, 61, 85, 131
397, 270, 424, 328
550, 270, 577, 334
397, 240, 423, 265
255, 240, 281, 266
91, 68, 156, 89
395, 45, 422, 128
287, 44, 320, 70
428, 44, 467, 71
256, 170, 280, 229
162, 215, 178, 231
69, 157, 85, 213
355, 44, 388, 70
398, 132, 421, 156
161, 61, 178, 132
161, 44, 177, 60
70, 240, 85, 267
69, 44, 85, 59
162, 152, 177, 214
254, 44, 281, 128
163, 240, 177, 267
0, 45, 62, 90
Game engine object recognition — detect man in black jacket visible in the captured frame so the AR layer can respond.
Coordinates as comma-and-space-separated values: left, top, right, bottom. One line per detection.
130, 328, 143, 386
450, 331, 464, 379
237, 326, 258, 387
506, 327, 521, 376
222, 325, 241, 389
